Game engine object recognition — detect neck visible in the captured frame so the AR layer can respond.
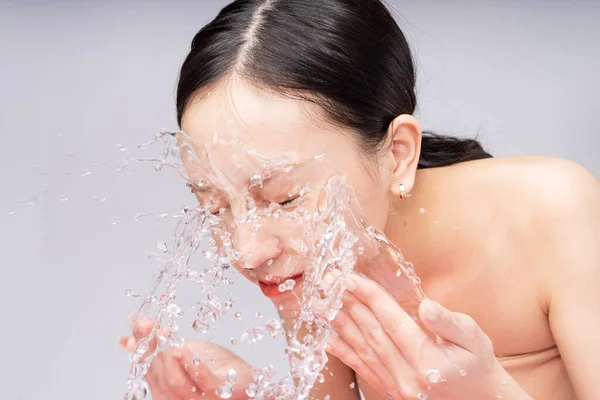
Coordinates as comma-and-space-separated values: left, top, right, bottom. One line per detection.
383, 169, 438, 280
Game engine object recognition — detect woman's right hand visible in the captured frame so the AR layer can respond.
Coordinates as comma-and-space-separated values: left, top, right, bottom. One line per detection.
120, 320, 253, 400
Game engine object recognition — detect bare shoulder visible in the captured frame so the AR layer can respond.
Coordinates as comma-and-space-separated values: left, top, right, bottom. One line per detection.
456, 155, 600, 277
453, 156, 599, 216
445, 156, 599, 309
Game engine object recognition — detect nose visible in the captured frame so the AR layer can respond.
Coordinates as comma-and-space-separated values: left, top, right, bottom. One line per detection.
232, 220, 282, 271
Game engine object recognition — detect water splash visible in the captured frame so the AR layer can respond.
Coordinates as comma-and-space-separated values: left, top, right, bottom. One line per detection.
123, 128, 426, 400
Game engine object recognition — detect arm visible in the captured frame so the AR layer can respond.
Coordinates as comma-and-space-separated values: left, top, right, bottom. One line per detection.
543, 161, 600, 400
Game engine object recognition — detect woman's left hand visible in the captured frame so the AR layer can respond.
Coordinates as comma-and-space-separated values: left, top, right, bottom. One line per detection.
323, 273, 530, 400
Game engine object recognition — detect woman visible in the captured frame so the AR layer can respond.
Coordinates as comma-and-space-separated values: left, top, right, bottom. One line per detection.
120, 0, 600, 399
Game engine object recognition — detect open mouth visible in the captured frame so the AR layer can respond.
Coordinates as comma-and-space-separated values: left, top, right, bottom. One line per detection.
258, 273, 303, 298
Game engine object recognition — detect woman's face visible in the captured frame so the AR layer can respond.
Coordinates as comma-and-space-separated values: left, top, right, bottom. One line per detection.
180, 78, 396, 310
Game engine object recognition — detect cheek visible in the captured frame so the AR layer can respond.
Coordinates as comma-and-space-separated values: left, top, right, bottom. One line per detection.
349, 181, 391, 231
362, 197, 390, 230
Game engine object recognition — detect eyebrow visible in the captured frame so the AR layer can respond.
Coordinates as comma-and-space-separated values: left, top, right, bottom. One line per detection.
187, 163, 301, 193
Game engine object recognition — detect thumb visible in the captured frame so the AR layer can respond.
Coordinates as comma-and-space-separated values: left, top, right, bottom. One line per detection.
131, 319, 153, 340
419, 298, 482, 351
180, 346, 220, 393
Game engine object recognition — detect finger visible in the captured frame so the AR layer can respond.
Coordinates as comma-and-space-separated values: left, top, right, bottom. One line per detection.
120, 334, 169, 399
131, 319, 159, 359
342, 291, 412, 390
180, 345, 220, 393
120, 336, 134, 351
331, 308, 398, 391
347, 273, 429, 364
146, 353, 170, 400
419, 298, 487, 352
161, 348, 204, 399
326, 334, 391, 398
131, 319, 153, 340
121, 338, 170, 400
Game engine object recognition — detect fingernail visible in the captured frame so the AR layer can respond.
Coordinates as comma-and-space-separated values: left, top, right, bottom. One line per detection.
346, 275, 357, 291
320, 273, 334, 291
325, 339, 335, 351
422, 299, 440, 321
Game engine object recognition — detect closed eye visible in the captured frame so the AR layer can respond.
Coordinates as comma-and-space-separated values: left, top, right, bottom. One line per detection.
187, 183, 226, 215
279, 196, 299, 207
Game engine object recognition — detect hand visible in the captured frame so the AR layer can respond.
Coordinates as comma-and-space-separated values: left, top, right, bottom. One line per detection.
120, 320, 252, 400
322, 273, 528, 400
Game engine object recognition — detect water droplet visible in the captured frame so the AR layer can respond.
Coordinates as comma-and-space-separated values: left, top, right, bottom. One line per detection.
56, 133, 63, 138
58, 196, 69, 202
417, 393, 429, 400
419, 207, 426, 214
395, 269, 402, 277
317, 374, 325, 383
166, 303, 183, 317
349, 382, 356, 389
125, 289, 139, 297
249, 174, 263, 188
118, 144, 127, 151
255, 312, 263, 319
245, 382, 257, 398
215, 383, 233, 399
234, 312, 242, 320
192, 386, 197, 392
266, 319, 282, 338
278, 279, 296, 292
265, 274, 272, 282
193, 354, 201, 365
426, 369, 441, 383
229, 337, 237, 345
66, 152, 74, 157
241, 327, 264, 344
23, 197, 37, 206
226, 368, 237, 383
459, 369, 467, 377
156, 241, 168, 253
500, 380, 509, 388
324, 395, 330, 400
80, 170, 91, 177
192, 320, 209, 333
266, 259, 273, 266
109, 219, 121, 225
5, 210, 15, 215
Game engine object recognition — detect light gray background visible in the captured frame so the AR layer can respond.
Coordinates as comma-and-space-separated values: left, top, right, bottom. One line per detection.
1, 1, 599, 399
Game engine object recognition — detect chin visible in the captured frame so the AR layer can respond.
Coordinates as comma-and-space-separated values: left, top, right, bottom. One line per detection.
269, 280, 304, 315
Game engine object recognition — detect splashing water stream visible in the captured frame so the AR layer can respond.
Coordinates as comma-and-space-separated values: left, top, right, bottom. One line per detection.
122, 129, 428, 400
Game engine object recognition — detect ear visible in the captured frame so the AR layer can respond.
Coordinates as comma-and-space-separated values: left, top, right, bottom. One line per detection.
387, 114, 422, 196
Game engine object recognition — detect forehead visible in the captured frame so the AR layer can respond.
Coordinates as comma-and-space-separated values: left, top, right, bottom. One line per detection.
179, 78, 358, 185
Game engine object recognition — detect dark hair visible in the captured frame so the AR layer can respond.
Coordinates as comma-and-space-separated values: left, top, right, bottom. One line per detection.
176, 0, 492, 169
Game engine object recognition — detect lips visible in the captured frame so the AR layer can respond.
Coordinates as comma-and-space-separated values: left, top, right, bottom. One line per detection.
258, 273, 303, 298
